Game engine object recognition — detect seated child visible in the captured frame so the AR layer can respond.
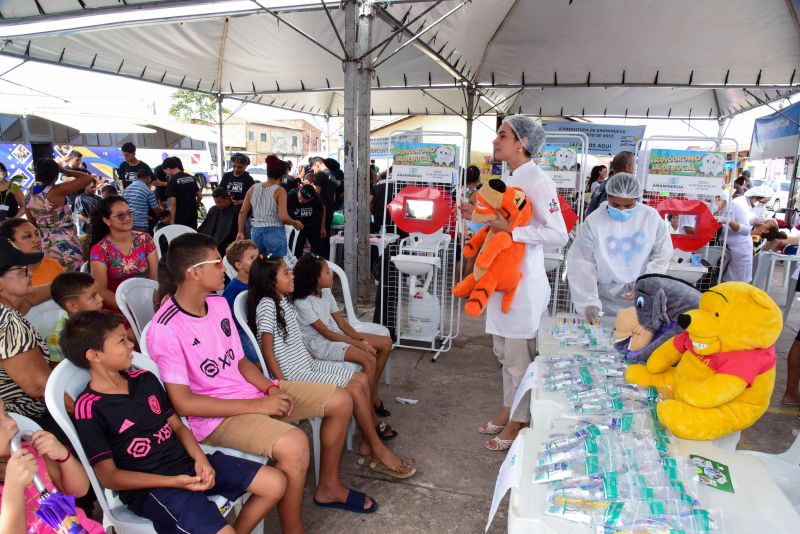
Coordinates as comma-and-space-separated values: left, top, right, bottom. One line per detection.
146, 233, 377, 527
0, 399, 104, 533
62, 311, 286, 533
247, 254, 415, 480
222, 240, 260, 364
47, 272, 104, 364
153, 258, 176, 311
292, 254, 393, 417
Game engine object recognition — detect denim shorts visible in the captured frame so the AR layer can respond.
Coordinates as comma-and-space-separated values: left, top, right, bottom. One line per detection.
251, 225, 287, 256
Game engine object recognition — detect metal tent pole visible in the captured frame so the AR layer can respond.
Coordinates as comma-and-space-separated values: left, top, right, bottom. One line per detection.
357, 2, 374, 296
465, 86, 475, 166
216, 93, 225, 178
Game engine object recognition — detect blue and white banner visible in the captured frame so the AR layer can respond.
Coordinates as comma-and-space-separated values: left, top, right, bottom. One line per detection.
749, 101, 800, 160
543, 122, 646, 155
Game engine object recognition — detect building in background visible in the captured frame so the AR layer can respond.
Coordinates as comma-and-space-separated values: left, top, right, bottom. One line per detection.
223, 119, 321, 167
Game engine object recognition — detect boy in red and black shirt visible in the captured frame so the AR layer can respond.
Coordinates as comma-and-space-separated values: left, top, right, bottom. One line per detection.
63, 311, 286, 534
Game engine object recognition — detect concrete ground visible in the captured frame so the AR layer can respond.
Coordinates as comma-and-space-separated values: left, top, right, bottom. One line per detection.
254, 266, 800, 534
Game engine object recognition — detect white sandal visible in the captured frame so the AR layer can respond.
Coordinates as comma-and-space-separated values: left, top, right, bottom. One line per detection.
485, 436, 515, 451
478, 421, 506, 435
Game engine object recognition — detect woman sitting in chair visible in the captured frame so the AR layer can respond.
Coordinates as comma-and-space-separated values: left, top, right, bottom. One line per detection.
0, 237, 72, 439
88, 196, 157, 314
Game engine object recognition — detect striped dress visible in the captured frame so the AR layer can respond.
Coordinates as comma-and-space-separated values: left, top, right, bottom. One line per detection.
256, 296, 353, 387
251, 183, 283, 228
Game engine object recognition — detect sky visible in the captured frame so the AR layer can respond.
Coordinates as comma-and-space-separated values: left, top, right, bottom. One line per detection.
0, 54, 796, 153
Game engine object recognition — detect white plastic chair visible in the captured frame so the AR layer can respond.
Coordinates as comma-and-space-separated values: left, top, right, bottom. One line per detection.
739, 433, 800, 512
223, 255, 238, 280
232, 291, 356, 484
284, 224, 299, 255
115, 278, 158, 344
24, 299, 64, 340
44, 355, 264, 533
153, 224, 196, 259
139, 322, 151, 355
327, 260, 393, 384
80, 262, 90, 273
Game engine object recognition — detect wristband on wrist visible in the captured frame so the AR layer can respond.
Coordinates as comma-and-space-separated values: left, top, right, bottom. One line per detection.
55, 449, 71, 463
264, 378, 280, 395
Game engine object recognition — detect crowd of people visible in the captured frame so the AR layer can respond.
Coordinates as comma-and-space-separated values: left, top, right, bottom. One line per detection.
2, 119, 800, 531
0, 143, 403, 533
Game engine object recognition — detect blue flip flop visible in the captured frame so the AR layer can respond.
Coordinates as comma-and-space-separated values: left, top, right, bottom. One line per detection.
314, 489, 378, 514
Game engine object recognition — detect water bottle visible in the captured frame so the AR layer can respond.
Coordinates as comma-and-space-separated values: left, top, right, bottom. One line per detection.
691, 253, 702, 267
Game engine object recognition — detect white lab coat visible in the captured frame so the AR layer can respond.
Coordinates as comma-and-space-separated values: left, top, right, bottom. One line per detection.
722, 195, 755, 282
567, 202, 673, 317
484, 161, 569, 339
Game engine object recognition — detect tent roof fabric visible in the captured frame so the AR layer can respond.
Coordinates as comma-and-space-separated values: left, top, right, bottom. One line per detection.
1, 0, 798, 118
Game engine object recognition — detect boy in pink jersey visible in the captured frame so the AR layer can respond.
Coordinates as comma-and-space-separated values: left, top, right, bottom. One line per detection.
146, 233, 375, 533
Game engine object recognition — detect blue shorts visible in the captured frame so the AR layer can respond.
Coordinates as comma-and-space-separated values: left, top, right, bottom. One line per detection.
252, 225, 287, 257
138, 452, 261, 534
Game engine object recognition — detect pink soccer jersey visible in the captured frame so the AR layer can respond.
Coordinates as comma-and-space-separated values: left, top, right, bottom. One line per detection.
147, 295, 263, 441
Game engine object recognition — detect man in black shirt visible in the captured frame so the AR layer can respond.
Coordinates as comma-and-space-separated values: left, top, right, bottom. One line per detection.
310, 158, 336, 257
73, 179, 99, 236
152, 163, 169, 204
164, 156, 202, 230
118, 142, 151, 192
218, 153, 255, 205
287, 184, 327, 257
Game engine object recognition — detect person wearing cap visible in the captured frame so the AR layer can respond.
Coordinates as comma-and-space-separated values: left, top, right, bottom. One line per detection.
717, 184, 774, 282
0, 237, 66, 426
567, 172, 673, 321
198, 187, 239, 256
287, 183, 327, 257
459, 115, 568, 451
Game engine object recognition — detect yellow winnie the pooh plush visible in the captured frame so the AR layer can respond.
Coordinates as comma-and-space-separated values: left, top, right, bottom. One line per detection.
625, 282, 780, 440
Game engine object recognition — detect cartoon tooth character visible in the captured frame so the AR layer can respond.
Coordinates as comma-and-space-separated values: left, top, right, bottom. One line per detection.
700, 153, 724, 176
554, 148, 577, 170
434, 145, 455, 166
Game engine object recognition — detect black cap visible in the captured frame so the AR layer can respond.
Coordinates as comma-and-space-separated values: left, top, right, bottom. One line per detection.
300, 184, 316, 199
0, 237, 43, 271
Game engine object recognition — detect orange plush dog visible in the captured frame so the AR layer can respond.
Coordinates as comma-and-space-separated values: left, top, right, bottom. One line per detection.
453, 179, 532, 316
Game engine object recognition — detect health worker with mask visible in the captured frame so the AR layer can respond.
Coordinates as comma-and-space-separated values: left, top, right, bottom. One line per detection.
718, 184, 773, 282
567, 172, 673, 322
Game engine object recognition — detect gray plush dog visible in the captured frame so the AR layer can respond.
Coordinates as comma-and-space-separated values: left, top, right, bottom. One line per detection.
614, 274, 701, 363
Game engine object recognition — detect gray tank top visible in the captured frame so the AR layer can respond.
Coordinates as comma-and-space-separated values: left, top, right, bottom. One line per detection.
251, 183, 282, 227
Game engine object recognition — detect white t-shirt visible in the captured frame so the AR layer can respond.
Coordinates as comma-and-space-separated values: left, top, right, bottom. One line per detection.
293, 289, 343, 353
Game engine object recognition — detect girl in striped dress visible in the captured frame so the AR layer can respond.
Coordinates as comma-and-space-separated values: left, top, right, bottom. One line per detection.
247, 254, 415, 479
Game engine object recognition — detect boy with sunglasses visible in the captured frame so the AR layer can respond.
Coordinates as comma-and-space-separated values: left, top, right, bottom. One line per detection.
146, 233, 377, 532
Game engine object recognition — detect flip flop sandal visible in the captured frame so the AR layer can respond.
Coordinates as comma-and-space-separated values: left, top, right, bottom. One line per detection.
376, 420, 398, 441
478, 421, 506, 435
314, 489, 378, 514
485, 436, 515, 451
368, 460, 417, 480
374, 401, 392, 417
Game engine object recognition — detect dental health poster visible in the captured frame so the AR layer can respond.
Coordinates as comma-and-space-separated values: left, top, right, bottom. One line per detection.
535, 145, 580, 188
392, 142, 458, 184
645, 149, 726, 196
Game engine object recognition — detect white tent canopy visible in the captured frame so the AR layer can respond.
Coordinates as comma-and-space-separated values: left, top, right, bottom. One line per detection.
1, 0, 798, 118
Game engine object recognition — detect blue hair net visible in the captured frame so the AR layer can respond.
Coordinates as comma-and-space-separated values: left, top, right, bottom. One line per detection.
605, 172, 641, 199
502, 115, 545, 155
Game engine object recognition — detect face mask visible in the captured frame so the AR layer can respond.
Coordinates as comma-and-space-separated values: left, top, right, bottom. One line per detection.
607, 205, 637, 221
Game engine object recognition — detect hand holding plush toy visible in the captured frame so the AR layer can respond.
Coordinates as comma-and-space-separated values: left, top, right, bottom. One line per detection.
626, 282, 780, 440
452, 179, 532, 317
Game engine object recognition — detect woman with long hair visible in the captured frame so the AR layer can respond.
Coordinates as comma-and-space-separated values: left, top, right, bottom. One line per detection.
237, 155, 302, 256
0, 162, 26, 221
25, 158, 94, 271
587, 164, 608, 194
88, 195, 157, 312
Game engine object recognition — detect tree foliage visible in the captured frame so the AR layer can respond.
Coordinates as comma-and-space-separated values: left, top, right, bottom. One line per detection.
168, 90, 227, 123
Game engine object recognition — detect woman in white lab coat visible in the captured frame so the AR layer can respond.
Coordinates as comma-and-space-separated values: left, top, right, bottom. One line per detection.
720, 185, 773, 282
566, 173, 674, 320
460, 115, 568, 451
